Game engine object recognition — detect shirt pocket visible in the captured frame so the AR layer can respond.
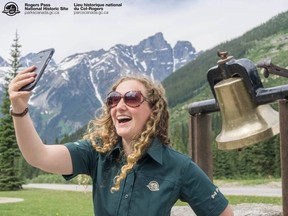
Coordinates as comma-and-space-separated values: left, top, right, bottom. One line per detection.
129, 172, 178, 216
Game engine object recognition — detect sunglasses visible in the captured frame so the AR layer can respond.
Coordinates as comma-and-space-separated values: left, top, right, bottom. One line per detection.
106, 91, 148, 108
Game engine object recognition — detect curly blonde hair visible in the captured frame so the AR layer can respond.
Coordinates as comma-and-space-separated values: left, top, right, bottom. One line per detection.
83, 74, 170, 192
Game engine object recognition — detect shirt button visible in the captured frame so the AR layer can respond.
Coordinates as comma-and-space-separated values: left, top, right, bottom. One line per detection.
124, 194, 129, 199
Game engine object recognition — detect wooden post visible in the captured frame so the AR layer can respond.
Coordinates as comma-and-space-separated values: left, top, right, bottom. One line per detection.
279, 99, 288, 216
189, 114, 213, 181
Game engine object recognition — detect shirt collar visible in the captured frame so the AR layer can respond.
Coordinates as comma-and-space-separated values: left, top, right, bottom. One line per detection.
107, 143, 122, 161
145, 137, 163, 165
107, 137, 164, 165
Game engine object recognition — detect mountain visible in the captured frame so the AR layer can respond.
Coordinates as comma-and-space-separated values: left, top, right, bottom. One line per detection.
0, 56, 9, 67
0, 57, 9, 106
0, 32, 199, 142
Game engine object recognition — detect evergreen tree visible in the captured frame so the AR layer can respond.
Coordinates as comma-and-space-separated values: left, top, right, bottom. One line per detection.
0, 31, 24, 191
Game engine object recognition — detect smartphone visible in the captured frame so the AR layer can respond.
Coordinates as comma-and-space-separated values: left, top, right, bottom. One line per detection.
20, 48, 55, 91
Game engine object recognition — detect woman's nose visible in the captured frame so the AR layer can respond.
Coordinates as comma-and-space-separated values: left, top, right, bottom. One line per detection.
116, 98, 127, 110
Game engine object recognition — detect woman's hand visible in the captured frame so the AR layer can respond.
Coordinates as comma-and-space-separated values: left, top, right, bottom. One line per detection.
8, 66, 36, 112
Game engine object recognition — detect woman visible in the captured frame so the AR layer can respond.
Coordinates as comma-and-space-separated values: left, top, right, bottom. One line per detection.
9, 66, 234, 216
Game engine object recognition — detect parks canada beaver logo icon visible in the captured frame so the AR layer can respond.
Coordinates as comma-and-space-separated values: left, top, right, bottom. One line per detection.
2, 2, 20, 16
146, 181, 160, 191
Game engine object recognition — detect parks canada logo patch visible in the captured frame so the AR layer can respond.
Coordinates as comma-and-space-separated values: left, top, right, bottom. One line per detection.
2, 2, 20, 16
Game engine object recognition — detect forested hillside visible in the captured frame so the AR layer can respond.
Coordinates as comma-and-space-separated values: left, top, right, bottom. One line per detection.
168, 11, 288, 178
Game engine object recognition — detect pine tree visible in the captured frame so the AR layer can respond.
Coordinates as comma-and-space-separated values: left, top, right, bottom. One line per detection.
0, 31, 24, 191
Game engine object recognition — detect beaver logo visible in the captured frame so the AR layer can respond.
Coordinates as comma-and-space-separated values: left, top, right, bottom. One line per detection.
146, 181, 160, 191
2, 2, 20, 16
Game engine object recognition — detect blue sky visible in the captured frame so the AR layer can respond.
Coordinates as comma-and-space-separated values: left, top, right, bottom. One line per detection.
1, 0, 288, 63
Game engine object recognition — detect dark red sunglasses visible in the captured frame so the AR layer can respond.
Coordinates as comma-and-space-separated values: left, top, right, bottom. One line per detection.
106, 91, 148, 108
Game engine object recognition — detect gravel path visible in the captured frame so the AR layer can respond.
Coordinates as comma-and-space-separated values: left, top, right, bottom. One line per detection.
22, 183, 282, 197
0, 197, 24, 204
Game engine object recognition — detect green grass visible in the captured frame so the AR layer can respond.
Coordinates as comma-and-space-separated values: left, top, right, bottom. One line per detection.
227, 195, 281, 205
0, 189, 93, 216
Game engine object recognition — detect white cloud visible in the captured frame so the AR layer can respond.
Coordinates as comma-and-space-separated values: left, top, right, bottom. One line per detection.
0, 0, 287, 63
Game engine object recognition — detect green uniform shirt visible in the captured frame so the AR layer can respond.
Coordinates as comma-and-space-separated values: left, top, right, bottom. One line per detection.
64, 138, 228, 216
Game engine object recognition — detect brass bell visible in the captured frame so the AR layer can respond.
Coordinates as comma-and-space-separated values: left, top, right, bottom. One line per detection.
215, 76, 279, 150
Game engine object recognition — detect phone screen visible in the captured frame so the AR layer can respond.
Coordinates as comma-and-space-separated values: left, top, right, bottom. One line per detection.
20, 48, 55, 91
